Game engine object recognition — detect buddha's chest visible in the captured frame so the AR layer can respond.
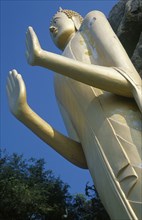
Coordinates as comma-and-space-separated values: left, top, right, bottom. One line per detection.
62, 32, 101, 65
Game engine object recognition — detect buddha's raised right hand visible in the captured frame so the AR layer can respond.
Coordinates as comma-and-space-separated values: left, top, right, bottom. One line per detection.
26, 26, 42, 66
6, 70, 28, 118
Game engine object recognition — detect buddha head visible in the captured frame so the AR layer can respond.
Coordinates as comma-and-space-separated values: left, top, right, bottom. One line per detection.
49, 7, 83, 50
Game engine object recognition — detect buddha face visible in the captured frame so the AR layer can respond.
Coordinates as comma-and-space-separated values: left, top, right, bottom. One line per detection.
49, 12, 76, 50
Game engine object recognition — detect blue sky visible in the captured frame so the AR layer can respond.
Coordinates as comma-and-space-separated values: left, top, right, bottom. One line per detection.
1, 0, 117, 194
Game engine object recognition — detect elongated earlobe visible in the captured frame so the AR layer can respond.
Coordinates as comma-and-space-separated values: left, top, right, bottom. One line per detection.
72, 16, 81, 30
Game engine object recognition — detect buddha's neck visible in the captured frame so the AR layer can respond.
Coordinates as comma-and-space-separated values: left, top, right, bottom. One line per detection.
64, 33, 75, 49
58, 32, 76, 51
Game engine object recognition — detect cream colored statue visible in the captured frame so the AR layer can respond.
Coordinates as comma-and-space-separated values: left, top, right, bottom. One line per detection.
6, 8, 142, 220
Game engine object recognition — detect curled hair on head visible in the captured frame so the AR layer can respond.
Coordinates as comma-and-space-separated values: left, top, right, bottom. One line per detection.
60, 8, 83, 24
51, 7, 83, 26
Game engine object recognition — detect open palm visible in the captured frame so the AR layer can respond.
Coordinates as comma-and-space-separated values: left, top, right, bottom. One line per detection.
26, 26, 42, 66
6, 70, 27, 117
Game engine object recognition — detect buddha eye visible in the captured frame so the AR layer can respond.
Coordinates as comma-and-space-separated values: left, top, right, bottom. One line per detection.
53, 17, 60, 24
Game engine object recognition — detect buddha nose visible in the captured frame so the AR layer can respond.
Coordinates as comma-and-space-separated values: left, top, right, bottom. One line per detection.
49, 26, 57, 33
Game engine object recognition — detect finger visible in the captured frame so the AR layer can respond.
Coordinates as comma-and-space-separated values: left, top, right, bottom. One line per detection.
28, 26, 36, 39
27, 27, 34, 43
9, 71, 16, 87
26, 32, 30, 52
28, 26, 40, 46
16, 73, 22, 79
6, 84, 11, 99
16, 71, 27, 99
28, 26, 34, 33
11, 69, 19, 77
26, 29, 36, 55
25, 50, 30, 64
10, 70, 22, 91
16, 73, 25, 93
11, 69, 19, 85
26, 27, 35, 48
16, 74, 25, 87
7, 76, 13, 93
25, 50, 29, 58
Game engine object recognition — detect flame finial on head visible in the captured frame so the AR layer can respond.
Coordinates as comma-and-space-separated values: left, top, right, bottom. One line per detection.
59, 7, 63, 12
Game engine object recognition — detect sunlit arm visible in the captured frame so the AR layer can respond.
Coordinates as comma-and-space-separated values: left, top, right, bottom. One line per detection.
18, 104, 88, 169
6, 70, 88, 169
26, 27, 132, 98
39, 50, 132, 97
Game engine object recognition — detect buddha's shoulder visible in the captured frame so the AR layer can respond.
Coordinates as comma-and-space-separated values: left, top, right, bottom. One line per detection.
80, 10, 106, 29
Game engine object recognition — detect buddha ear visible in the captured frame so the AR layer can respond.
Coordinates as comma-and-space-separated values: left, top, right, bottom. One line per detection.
72, 16, 81, 31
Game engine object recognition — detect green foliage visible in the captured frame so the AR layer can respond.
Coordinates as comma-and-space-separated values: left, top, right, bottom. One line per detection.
0, 150, 110, 220
67, 184, 110, 220
0, 150, 69, 220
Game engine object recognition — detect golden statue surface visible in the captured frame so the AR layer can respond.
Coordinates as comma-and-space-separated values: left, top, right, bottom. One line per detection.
6, 8, 142, 219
